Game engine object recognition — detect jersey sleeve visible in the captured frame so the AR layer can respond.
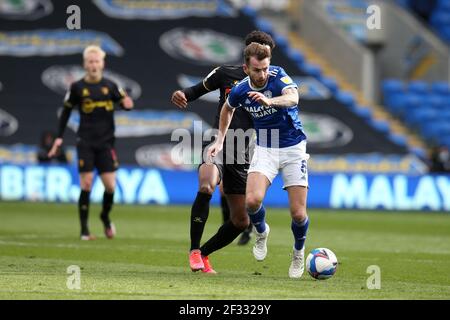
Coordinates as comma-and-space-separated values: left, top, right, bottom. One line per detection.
202, 67, 223, 91
276, 67, 298, 94
226, 84, 242, 109
63, 83, 80, 108
111, 82, 127, 102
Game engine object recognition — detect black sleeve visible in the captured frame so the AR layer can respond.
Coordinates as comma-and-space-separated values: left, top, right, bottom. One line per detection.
182, 81, 210, 102
63, 83, 80, 108
182, 67, 222, 102
57, 106, 72, 138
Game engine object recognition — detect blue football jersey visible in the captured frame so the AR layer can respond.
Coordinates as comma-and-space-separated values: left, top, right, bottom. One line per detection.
226, 65, 306, 148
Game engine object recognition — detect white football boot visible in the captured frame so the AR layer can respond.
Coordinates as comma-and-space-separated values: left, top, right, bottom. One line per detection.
253, 223, 270, 261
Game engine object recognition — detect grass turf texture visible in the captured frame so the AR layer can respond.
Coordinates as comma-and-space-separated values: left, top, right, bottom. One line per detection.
0, 202, 449, 300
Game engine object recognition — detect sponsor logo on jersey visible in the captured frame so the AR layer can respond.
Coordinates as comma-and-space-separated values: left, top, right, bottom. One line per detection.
0, 0, 53, 20
0, 108, 18, 137
302, 112, 353, 148
244, 105, 278, 118
0, 29, 123, 57
93, 0, 236, 20
160, 28, 243, 65
64, 109, 211, 137
42, 65, 141, 99
293, 76, 331, 100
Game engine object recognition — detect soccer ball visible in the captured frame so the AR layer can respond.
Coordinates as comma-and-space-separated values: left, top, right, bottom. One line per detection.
306, 248, 338, 280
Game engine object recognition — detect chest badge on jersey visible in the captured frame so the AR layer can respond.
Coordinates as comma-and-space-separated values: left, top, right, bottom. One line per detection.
101, 87, 109, 95
263, 90, 272, 98
82, 88, 90, 97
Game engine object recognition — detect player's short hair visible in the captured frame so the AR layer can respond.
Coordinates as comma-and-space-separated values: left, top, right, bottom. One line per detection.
83, 45, 106, 60
244, 43, 271, 65
244, 30, 276, 50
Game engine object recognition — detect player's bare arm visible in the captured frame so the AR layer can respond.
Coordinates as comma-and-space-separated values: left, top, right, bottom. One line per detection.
208, 101, 235, 158
48, 137, 63, 158
248, 87, 298, 108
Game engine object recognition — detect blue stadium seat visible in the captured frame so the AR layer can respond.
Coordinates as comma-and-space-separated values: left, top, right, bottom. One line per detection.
389, 133, 408, 147
371, 119, 390, 134
286, 48, 304, 65
241, 6, 257, 18
404, 108, 438, 126
425, 93, 447, 108
430, 12, 450, 26
301, 63, 322, 79
321, 77, 339, 94
273, 34, 289, 51
431, 81, 450, 94
352, 105, 372, 120
420, 120, 450, 140
384, 93, 408, 115
408, 80, 429, 94
382, 79, 404, 94
335, 91, 355, 108
254, 18, 273, 35
437, 0, 450, 11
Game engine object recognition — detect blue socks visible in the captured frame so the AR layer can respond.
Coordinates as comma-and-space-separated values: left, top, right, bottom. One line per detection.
247, 204, 266, 233
291, 217, 309, 250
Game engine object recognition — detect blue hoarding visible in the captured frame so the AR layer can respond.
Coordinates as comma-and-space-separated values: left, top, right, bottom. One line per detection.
0, 164, 448, 212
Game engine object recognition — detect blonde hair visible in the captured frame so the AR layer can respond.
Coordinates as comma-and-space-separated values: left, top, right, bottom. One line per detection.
83, 45, 106, 60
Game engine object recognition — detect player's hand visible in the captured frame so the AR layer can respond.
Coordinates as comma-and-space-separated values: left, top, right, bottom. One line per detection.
48, 138, 63, 158
171, 90, 188, 109
121, 96, 134, 110
207, 142, 223, 162
248, 91, 270, 107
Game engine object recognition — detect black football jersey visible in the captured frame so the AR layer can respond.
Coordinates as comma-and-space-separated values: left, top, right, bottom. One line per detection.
203, 65, 253, 131
64, 77, 125, 144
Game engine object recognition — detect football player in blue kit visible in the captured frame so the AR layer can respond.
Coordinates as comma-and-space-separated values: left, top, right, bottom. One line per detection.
209, 43, 310, 278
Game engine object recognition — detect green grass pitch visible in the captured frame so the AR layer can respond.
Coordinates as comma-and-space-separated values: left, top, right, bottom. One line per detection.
0, 202, 449, 299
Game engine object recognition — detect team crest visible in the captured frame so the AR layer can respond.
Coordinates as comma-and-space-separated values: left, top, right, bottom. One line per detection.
101, 86, 109, 95
263, 90, 272, 98
82, 88, 90, 97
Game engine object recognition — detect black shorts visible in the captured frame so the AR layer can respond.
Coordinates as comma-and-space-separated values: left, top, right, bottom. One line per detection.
199, 140, 249, 195
76, 140, 119, 174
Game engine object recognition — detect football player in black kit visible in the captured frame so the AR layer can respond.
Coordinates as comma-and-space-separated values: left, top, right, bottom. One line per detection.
171, 31, 275, 273
48, 45, 134, 240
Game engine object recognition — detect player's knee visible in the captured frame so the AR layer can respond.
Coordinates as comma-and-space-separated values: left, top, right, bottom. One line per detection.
291, 208, 307, 222
246, 194, 263, 212
231, 215, 249, 230
199, 183, 215, 195
105, 186, 115, 194
81, 181, 93, 191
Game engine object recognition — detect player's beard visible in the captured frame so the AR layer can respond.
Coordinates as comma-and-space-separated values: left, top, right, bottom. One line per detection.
252, 77, 267, 88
